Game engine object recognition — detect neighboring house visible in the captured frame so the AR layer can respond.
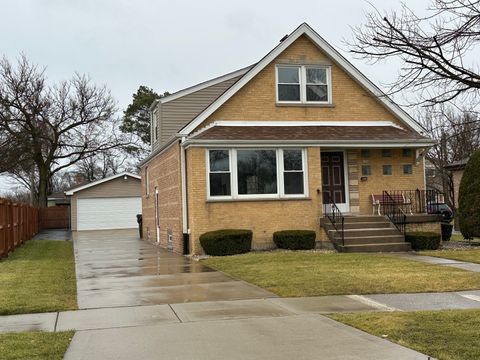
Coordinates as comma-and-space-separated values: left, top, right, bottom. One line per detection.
65, 172, 141, 231
140, 23, 436, 255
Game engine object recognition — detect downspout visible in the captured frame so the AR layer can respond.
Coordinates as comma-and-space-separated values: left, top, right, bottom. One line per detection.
180, 136, 190, 254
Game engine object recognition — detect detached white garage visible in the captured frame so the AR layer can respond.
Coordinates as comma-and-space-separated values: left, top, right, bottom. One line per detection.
66, 173, 142, 231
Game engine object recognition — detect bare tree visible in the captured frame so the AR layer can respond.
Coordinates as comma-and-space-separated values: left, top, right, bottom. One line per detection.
421, 105, 480, 206
349, 0, 480, 106
0, 55, 132, 207
74, 148, 136, 183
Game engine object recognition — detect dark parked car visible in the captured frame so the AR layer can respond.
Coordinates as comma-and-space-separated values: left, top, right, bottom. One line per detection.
427, 203, 453, 220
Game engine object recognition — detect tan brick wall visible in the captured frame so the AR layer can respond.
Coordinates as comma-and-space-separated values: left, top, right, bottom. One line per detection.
140, 141, 184, 254
186, 146, 425, 254
197, 35, 404, 130
186, 146, 325, 254
357, 149, 425, 215
406, 221, 441, 235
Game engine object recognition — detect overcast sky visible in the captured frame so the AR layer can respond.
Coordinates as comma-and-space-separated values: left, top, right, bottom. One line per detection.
0, 0, 430, 192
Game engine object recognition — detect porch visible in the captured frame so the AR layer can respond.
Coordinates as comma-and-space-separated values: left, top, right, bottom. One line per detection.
321, 189, 445, 252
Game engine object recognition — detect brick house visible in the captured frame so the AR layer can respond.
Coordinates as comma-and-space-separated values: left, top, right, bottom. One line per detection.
140, 23, 438, 254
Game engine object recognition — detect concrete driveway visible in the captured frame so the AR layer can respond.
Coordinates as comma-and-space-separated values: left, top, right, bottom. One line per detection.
73, 229, 274, 309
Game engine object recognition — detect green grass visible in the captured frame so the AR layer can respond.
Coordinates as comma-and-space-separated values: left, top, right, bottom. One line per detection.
422, 249, 480, 264
450, 234, 480, 242
330, 310, 480, 360
203, 251, 480, 296
0, 331, 74, 360
0, 240, 77, 315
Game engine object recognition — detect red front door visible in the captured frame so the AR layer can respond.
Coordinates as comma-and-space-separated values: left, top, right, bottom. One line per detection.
321, 152, 346, 205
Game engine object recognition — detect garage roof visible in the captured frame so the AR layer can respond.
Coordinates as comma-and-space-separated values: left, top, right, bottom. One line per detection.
65, 172, 141, 196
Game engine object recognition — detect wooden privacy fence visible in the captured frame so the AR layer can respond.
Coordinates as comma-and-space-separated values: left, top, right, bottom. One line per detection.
0, 198, 39, 258
39, 206, 69, 229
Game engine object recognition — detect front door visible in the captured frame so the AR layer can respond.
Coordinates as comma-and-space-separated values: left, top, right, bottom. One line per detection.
321, 152, 349, 212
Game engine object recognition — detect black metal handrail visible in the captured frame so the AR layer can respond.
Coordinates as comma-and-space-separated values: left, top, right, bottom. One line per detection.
383, 189, 444, 214
382, 190, 406, 235
323, 194, 345, 246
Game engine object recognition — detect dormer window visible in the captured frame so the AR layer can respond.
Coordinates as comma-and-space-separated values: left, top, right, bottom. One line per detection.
276, 65, 331, 104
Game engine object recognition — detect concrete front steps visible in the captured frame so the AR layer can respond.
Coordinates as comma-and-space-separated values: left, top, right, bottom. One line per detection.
320, 215, 411, 253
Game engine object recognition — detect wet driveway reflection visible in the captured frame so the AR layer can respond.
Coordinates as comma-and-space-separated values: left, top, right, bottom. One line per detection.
73, 229, 274, 309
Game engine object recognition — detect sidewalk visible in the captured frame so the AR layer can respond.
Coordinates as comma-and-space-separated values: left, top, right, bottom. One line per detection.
2, 289, 480, 334
392, 252, 480, 272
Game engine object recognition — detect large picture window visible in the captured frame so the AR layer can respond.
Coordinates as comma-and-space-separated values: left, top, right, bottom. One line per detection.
276, 65, 331, 104
237, 150, 277, 195
207, 149, 308, 200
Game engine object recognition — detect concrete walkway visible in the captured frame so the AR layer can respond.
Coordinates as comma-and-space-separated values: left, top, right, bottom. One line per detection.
73, 229, 274, 309
3, 290, 480, 334
63, 314, 427, 360
393, 252, 480, 272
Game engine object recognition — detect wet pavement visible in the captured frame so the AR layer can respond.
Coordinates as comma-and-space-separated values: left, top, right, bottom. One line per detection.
3, 292, 480, 334
63, 314, 427, 360
33, 229, 71, 241
73, 229, 275, 309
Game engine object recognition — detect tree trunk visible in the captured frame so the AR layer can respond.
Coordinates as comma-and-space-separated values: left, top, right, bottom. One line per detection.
37, 167, 49, 208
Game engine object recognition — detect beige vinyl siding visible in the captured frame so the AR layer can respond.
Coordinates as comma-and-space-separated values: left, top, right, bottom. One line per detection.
152, 75, 242, 150
70, 176, 141, 231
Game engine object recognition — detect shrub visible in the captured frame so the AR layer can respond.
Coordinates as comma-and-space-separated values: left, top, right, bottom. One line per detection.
441, 223, 453, 241
199, 229, 252, 256
405, 231, 441, 250
458, 150, 480, 239
273, 230, 316, 250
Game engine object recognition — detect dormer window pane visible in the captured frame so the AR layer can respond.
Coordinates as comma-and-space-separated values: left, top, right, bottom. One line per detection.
278, 67, 299, 83
306, 68, 327, 84
277, 67, 300, 101
306, 85, 328, 102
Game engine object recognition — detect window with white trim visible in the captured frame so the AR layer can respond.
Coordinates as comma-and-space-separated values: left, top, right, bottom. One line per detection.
207, 149, 308, 200
208, 150, 231, 197
282, 149, 305, 195
276, 65, 331, 104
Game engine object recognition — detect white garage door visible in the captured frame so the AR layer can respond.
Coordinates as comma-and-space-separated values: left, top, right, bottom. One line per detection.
77, 197, 142, 231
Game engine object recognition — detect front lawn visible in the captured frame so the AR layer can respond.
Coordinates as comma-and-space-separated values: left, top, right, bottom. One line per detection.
422, 249, 480, 264
0, 331, 74, 360
0, 240, 77, 315
330, 310, 480, 360
203, 251, 480, 296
